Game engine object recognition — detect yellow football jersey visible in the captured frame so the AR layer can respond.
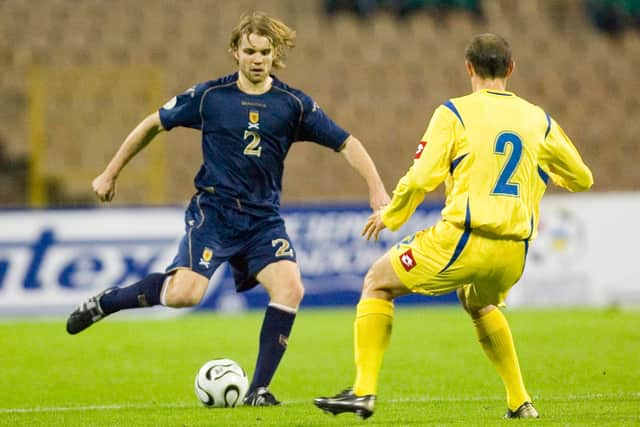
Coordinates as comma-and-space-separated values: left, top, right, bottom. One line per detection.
382, 89, 593, 240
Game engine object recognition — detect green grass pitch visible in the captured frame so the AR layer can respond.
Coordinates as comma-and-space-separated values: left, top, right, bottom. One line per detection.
1, 306, 639, 426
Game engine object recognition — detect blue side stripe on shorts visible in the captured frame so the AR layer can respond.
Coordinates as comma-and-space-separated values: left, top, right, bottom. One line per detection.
439, 199, 471, 273
521, 216, 533, 274
439, 229, 470, 274
526, 215, 534, 240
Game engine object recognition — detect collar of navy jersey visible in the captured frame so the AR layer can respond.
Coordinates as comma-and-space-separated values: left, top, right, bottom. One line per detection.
232, 72, 282, 96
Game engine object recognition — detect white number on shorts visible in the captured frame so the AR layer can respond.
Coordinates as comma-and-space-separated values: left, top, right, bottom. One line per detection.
272, 238, 294, 257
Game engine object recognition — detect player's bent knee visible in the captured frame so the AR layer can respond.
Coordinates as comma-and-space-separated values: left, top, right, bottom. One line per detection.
362, 268, 378, 295
165, 287, 200, 308
291, 281, 305, 303
467, 303, 496, 319
164, 274, 207, 308
361, 254, 410, 301
362, 265, 390, 300
273, 279, 304, 306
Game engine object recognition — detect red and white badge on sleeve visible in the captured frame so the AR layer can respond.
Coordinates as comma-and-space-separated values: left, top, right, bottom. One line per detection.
415, 141, 427, 159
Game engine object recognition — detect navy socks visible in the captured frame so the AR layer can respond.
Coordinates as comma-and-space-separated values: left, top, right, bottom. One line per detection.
249, 304, 296, 392
99, 273, 167, 315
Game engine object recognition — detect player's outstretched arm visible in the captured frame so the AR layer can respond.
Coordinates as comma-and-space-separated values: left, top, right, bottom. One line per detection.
92, 112, 165, 202
540, 119, 593, 193
340, 135, 390, 211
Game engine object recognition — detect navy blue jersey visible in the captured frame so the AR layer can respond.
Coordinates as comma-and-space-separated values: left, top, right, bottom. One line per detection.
159, 73, 349, 216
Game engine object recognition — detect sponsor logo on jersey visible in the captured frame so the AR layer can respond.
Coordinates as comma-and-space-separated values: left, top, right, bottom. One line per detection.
199, 247, 213, 268
399, 248, 417, 271
241, 101, 267, 108
415, 141, 427, 159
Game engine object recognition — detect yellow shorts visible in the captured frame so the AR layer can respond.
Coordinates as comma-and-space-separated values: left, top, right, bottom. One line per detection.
388, 220, 528, 308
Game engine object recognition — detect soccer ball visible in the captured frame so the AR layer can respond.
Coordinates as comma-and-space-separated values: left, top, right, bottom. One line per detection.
194, 359, 249, 408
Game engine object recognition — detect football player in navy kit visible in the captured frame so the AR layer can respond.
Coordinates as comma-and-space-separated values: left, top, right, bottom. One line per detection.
66, 12, 389, 406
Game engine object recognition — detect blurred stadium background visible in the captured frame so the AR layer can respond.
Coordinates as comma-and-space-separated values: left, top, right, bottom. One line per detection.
1, 0, 639, 207
0, 0, 639, 310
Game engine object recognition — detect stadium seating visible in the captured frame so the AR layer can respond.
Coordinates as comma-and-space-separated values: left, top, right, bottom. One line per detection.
0, 0, 637, 206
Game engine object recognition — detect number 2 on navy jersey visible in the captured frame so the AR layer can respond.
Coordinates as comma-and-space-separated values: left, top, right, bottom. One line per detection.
491, 132, 522, 197
243, 130, 262, 157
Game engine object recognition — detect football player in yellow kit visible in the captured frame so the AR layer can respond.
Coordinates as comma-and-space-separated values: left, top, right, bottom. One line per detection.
315, 33, 593, 420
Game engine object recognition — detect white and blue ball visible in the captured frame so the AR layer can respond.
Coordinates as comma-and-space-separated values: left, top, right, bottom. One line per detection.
194, 358, 249, 408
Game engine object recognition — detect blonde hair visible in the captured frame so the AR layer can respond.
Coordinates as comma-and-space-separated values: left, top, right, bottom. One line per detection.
229, 12, 296, 69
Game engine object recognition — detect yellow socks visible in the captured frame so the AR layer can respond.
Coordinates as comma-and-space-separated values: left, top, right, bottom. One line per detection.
473, 308, 531, 411
353, 298, 394, 396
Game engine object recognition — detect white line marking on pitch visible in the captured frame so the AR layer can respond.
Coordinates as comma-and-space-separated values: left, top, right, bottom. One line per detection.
1, 393, 638, 414
0, 402, 194, 414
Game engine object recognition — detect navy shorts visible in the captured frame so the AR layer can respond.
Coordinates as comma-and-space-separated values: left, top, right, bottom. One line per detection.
166, 192, 297, 292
